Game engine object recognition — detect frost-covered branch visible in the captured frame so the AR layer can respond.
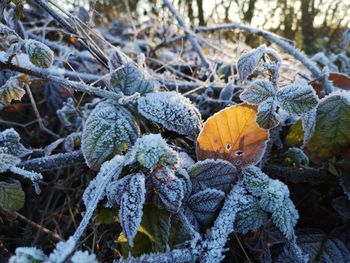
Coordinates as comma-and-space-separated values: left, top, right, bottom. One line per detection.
20, 150, 84, 172
197, 23, 334, 94
162, 0, 210, 68
0, 59, 120, 100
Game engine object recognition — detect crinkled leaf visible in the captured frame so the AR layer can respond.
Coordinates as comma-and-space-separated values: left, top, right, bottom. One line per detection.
278, 229, 350, 263
119, 173, 146, 246
137, 91, 202, 138
0, 181, 24, 211
272, 198, 298, 240
219, 83, 235, 102
109, 51, 155, 95
176, 169, 192, 201
125, 134, 178, 171
301, 108, 316, 147
306, 91, 350, 160
256, 98, 280, 129
276, 83, 318, 115
234, 195, 268, 234
0, 77, 25, 105
284, 147, 309, 166
118, 204, 171, 256
188, 159, 237, 193
24, 39, 54, 68
152, 166, 185, 213
187, 188, 225, 225
106, 174, 133, 206
82, 155, 125, 208
82, 100, 139, 170
237, 45, 267, 82
0, 152, 20, 172
240, 79, 276, 104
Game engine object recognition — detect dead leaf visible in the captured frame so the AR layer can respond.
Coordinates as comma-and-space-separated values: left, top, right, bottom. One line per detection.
196, 104, 269, 169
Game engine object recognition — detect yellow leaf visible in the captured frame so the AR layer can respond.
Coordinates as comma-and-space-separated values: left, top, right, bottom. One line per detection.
196, 104, 269, 169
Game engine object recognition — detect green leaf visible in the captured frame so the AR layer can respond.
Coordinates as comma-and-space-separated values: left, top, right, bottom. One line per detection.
0, 77, 25, 105
276, 83, 318, 115
286, 120, 303, 147
306, 92, 350, 160
256, 98, 280, 129
0, 181, 25, 211
81, 100, 140, 170
240, 79, 276, 104
137, 91, 202, 139
118, 204, 171, 256
109, 51, 155, 96
95, 207, 119, 225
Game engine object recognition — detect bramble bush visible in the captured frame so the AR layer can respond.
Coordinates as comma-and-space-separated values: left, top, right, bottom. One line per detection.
0, 1, 350, 263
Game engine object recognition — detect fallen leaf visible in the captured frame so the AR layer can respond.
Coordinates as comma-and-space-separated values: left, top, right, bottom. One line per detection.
196, 104, 269, 169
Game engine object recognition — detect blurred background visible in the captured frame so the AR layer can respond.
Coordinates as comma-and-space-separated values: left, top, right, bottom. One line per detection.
61, 0, 350, 54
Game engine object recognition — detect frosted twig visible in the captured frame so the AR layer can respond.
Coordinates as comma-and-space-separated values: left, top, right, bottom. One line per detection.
9, 166, 43, 194
162, 0, 210, 68
19, 150, 84, 172
197, 23, 334, 94
0, 60, 120, 100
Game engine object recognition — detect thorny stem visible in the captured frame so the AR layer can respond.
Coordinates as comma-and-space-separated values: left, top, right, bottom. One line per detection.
197, 23, 334, 94
162, 0, 210, 68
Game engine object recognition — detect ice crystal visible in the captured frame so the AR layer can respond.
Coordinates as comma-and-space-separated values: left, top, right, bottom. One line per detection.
9, 247, 48, 263
71, 250, 98, 263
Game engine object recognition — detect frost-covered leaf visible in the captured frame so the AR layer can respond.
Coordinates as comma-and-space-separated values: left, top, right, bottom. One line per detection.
9, 247, 48, 263
137, 91, 202, 138
256, 98, 280, 129
0, 151, 20, 172
187, 188, 224, 225
306, 91, 350, 160
118, 204, 171, 255
0, 77, 25, 105
24, 39, 54, 68
152, 166, 185, 213
109, 51, 155, 96
106, 174, 133, 206
237, 45, 267, 81
71, 250, 98, 263
82, 100, 139, 170
240, 79, 276, 104
0, 181, 25, 211
242, 166, 299, 240
83, 155, 125, 208
284, 147, 309, 166
276, 83, 318, 115
272, 198, 298, 240
176, 169, 192, 201
119, 173, 146, 246
277, 229, 350, 263
301, 108, 316, 147
234, 194, 268, 234
125, 134, 178, 171
219, 83, 235, 102
259, 180, 290, 213
188, 159, 238, 193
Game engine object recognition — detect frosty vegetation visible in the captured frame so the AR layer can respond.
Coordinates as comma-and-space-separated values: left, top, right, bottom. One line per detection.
0, 0, 350, 263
